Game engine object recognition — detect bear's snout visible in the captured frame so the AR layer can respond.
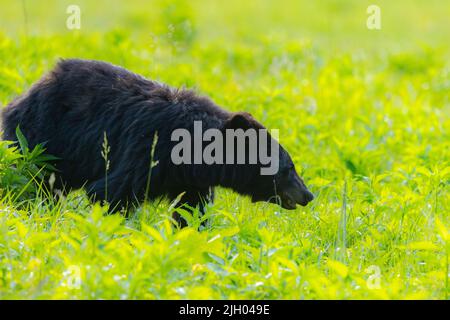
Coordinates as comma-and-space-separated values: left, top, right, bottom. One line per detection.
280, 186, 314, 209
280, 174, 314, 209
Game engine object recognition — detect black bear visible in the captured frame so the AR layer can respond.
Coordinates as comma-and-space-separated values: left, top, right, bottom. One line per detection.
1, 59, 313, 227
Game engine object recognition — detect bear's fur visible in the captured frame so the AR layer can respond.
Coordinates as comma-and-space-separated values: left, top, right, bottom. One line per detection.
1, 59, 313, 227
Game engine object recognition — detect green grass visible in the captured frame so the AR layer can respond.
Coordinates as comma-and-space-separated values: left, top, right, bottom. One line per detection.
0, 0, 449, 299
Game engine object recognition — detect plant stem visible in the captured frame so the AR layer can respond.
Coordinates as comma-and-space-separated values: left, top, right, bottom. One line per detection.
144, 132, 159, 203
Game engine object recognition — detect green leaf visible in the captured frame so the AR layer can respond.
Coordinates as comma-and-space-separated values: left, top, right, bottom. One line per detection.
436, 218, 449, 242
402, 241, 440, 251
327, 259, 349, 278
15, 126, 28, 155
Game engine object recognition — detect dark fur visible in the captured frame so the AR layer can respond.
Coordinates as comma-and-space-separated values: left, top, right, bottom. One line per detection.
1, 59, 313, 227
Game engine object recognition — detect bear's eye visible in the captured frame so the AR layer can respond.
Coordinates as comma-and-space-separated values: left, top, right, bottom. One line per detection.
282, 167, 291, 176
281, 164, 294, 177
285, 164, 294, 172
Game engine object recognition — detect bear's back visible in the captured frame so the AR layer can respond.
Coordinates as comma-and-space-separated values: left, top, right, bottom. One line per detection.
1, 59, 159, 143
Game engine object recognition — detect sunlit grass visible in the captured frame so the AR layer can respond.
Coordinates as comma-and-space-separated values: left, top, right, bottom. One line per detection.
0, 0, 449, 299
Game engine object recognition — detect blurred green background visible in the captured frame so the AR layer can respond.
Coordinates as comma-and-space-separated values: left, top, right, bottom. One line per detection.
1, 0, 449, 49
0, 0, 449, 299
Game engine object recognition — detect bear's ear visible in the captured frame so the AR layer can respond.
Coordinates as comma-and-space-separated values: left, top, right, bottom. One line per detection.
223, 112, 253, 130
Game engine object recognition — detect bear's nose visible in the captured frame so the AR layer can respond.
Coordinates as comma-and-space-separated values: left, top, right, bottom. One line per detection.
304, 190, 314, 203
296, 190, 313, 206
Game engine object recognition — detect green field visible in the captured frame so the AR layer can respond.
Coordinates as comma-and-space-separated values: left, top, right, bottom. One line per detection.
0, 0, 449, 299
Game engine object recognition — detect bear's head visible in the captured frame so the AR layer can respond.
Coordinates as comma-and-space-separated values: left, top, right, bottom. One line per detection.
223, 112, 314, 210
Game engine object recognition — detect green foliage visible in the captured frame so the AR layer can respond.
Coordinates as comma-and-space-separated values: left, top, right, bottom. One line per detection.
0, 0, 449, 299
0, 127, 57, 201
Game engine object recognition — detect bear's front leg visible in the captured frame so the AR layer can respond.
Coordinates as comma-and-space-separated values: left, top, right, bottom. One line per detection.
86, 173, 133, 213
